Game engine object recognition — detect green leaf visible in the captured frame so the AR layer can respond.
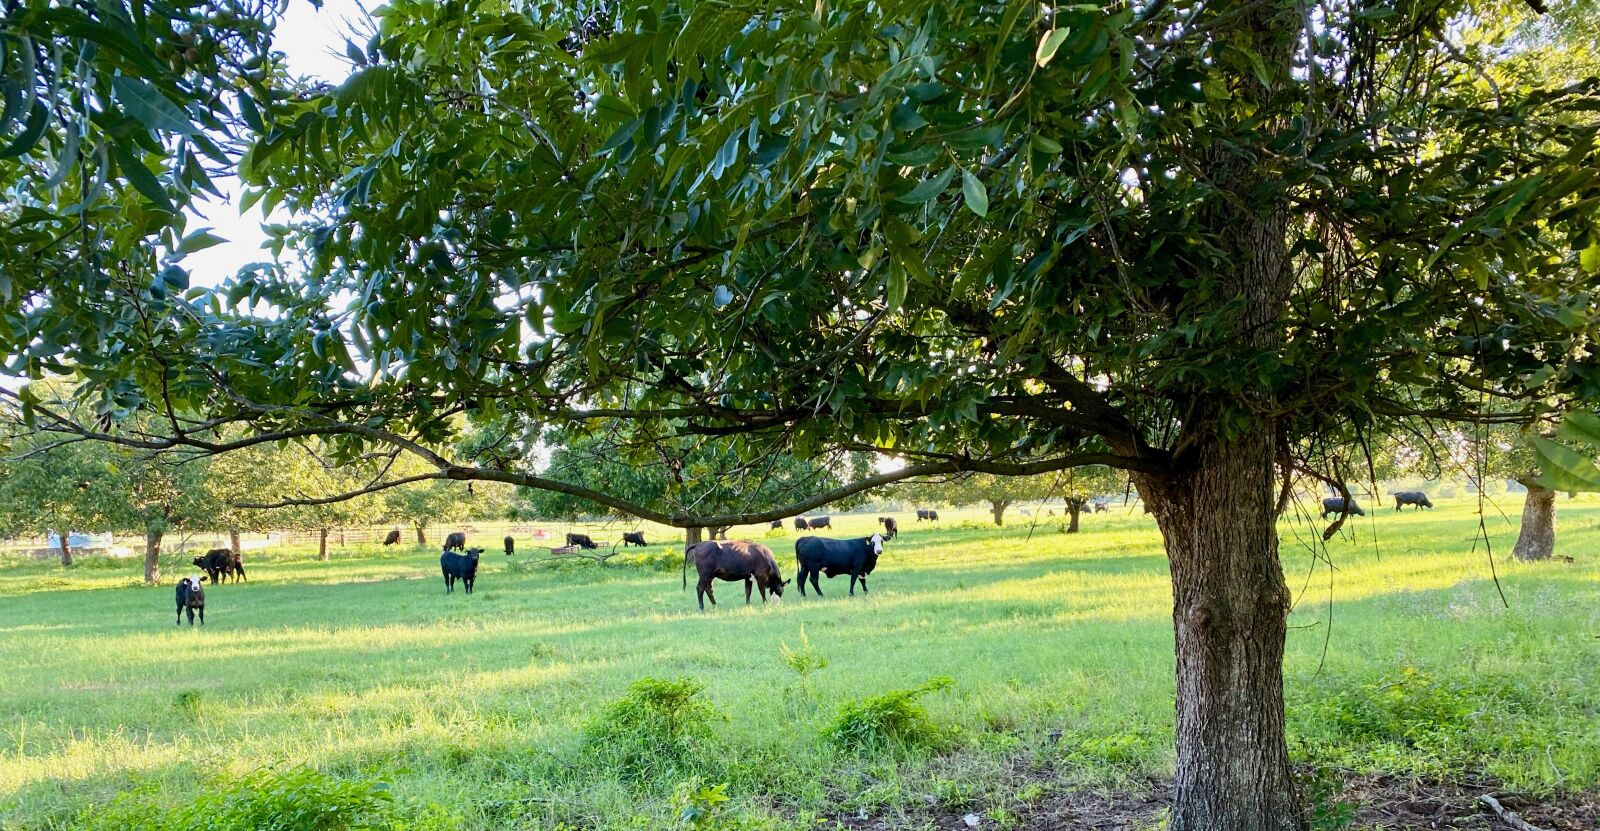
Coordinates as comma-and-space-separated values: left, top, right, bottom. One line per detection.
896, 167, 956, 204
177, 228, 228, 255
0, 98, 48, 159
112, 146, 174, 213
1556, 411, 1600, 447
961, 170, 989, 217
1580, 243, 1600, 274
1036, 28, 1071, 67
112, 76, 197, 135
1528, 435, 1600, 492
238, 91, 264, 133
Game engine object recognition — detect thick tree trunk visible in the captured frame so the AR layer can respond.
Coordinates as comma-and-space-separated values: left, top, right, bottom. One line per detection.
144, 529, 163, 584
685, 526, 704, 545
415, 524, 427, 546
54, 529, 73, 566
991, 500, 1008, 526
711, 525, 730, 540
339, 528, 346, 546
1512, 480, 1556, 562
1067, 500, 1082, 533
229, 530, 242, 559
318, 528, 329, 561
1138, 432, 1300, 831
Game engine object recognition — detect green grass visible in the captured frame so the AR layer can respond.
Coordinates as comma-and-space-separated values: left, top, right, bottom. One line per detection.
1, 498, 1597, 829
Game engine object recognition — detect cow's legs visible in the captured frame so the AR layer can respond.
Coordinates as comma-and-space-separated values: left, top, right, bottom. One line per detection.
757, 583, 768, 602
197, 606, 204, 625
176, 604, 182, 625
849, 574, 857, 596
809, 571, 823, 596
744, 578, 753, 604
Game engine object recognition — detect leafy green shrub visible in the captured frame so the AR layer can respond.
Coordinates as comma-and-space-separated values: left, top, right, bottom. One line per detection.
75, 767, 406, 831
671, 778, 730, 828
583, 677, 720, 779
1312, 666, 1474, 747
824, 676, 954, 753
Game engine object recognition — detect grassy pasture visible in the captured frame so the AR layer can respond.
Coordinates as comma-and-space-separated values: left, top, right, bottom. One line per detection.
1, 499, 1597, 829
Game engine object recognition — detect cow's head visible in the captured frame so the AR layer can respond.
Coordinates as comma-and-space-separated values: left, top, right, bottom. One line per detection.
768, 574, 788, 597
869, 533, 884, 555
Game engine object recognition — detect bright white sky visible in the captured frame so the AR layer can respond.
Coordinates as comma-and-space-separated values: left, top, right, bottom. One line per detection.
183, 0, 368, 287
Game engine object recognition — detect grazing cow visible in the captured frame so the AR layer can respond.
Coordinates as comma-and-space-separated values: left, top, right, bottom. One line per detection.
916, 509, 940, 521
1092, 501, 1109, 513
504, 535, 515, 556
440, 547, 482, 594
682, 540, 787, 611
794, 517, 810, 530
1320, 497, 1365, 518
383, 528, 401, 546
882, 517, 898, 540
192, 548, 245, 584
175, 576, 205, 625
1392, 491, 1434, 511
770, 520, 784, 530
623, 531, 648, 547
443, 531, 467, 551
566, 532, 598, 550
807, 516, 832, 530
1048, 509, 1056, 516
794, 533, 884, 597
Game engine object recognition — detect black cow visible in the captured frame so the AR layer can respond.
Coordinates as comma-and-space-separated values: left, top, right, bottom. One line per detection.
916, 509, 940, 521
504, 535, 515, 556
682, 540, 788, 611
770, 520, 784, 530
566, 532, 598, 550
1392, 491, 1434, 511
443, 531, 467, 551
794, 533, 884, 597
175, 576, 205, 625
794, 517, 810, 530
383, 529, 401, 546
440, 547, 482, 593
192, 548, 245, 584
1092, 501, 1109, 513
807, 516, 832, 529
623, 531, 647, 547
1320, 497, 1365, 518
882, 516, 898, 540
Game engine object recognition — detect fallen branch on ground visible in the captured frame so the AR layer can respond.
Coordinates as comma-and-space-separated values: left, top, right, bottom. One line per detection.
1479, 793, 1551, 831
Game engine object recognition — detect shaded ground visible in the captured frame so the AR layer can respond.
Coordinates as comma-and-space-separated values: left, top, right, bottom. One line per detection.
835, 770, 1600, 830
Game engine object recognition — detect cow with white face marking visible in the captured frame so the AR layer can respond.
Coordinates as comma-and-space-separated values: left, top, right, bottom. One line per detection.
794, 533, 885, 597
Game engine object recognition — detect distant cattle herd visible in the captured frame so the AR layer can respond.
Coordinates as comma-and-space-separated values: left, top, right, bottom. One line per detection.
168, 492, 1431, 620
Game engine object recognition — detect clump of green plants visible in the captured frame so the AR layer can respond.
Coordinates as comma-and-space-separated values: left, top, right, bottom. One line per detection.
74, 767, 416, 831
1309, 666, 1475, 747
778, 625, 828, 704
583, 677, 721, 780
824, 676, 954, 753
173, 689, 204, 714
671, 778, 730, 828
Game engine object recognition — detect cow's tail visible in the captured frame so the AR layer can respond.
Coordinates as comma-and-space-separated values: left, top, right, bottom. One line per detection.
682, 544, 691, 590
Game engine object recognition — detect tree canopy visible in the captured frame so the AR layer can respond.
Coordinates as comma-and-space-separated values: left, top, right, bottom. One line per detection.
5, 0, 1600, 827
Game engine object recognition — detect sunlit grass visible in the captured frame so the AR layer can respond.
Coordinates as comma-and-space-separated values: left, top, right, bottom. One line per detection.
1, 498, 1597, 829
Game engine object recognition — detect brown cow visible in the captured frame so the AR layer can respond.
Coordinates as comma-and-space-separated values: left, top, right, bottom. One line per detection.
682, 540, 788, 611
382, 528, 401, 546
881, 517, 898, 539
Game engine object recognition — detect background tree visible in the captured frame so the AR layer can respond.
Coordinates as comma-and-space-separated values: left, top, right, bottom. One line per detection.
7, 1, 1600, 827
117, 446, 215, 582
516, 432, 873, 543
908, 473, 1055, 527
1058, 466, 1123, 533
0, 434, 118, 565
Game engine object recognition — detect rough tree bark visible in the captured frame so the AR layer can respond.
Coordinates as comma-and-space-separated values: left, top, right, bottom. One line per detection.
711, 525, 730, 540
229, 530, 242, 560
318, 528, 329, 561
414, 523, 427, 546
990, 499, 1009, 527
1066, 499, 1083, 533
685, 527, 704, 546
1138, 429, 1299, 831
1512, 478, 1555, 561
144, 529, 163, 584
53, 528, 72, 566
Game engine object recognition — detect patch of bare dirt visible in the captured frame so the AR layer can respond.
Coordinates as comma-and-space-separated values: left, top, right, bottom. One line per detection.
829, 770, 1599, 830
